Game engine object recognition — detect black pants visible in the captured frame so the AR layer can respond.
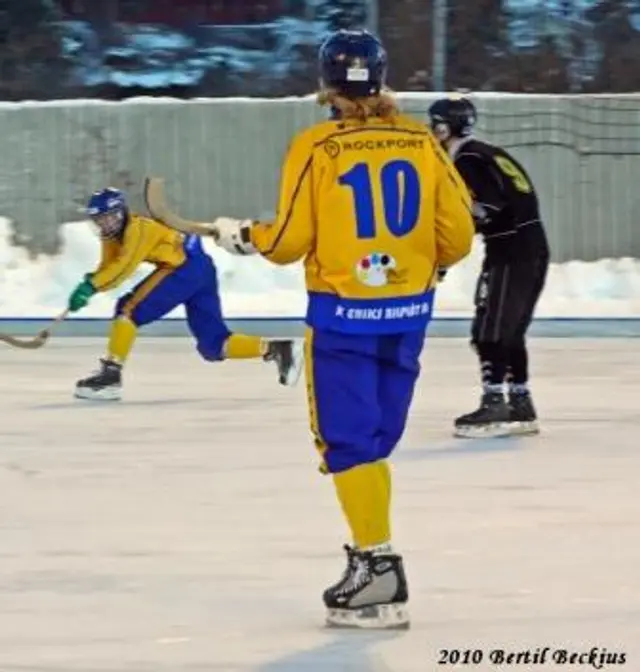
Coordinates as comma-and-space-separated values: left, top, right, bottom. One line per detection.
471, 256, 549, 387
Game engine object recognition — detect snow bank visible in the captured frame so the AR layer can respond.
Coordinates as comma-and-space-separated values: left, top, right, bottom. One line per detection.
1, 217, 639, 319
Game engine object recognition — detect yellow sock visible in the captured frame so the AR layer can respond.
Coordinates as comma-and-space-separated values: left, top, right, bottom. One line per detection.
107, 316, 137, 364
333, 462, 391, 549
223, 334, 266, 359
377, 459, 392, 520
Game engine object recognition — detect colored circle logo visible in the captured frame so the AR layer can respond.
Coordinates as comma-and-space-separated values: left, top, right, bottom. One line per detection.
356, 252, 396, 287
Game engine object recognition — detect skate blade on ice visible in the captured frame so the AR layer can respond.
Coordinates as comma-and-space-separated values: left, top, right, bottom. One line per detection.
507, 420, 540, 436
453, 422, 512, 439
74, 386, 122, 401
283, 340, 304, 387
325, 603, 410, 630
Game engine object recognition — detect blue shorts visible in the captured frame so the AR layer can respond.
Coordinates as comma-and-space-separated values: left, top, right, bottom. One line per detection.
305, 328, 426, 474
115, 237, 230, 361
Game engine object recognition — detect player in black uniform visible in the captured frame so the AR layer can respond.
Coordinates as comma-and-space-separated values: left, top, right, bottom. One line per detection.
428, 97, 550, 438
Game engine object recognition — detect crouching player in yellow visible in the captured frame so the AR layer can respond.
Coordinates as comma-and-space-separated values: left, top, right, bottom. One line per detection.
205, 31, 474, 628
68, 187, 301, 401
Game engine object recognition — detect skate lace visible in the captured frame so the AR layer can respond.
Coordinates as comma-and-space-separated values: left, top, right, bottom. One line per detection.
89, 359, 119, 377
336, 546, 370, 596
87, 362, 106, 376
339, 544, 358, 579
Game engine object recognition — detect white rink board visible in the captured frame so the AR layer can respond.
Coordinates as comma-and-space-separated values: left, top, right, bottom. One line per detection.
1, 338, 639, 671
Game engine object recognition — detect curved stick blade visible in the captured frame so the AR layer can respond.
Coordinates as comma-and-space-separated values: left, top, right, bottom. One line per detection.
0, 309, 66, 350
143, 177, 216, 237
0, 332, 49, 349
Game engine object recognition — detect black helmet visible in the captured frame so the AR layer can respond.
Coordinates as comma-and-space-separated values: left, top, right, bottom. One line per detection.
428, 97, 477, 139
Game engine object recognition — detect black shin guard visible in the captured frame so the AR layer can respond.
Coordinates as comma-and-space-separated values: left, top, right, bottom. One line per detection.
507, 345, 529, 386
476, 342, 508, 389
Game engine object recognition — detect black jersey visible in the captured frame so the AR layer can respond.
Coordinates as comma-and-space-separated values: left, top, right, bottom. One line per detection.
452, 138, 550, 263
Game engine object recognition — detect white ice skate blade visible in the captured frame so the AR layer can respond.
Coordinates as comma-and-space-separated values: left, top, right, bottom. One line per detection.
325, 603, 410, 630
453, 422, 512, 439
283, 340, 304, 387
74, 386, 122, 402
507, 420, 540, 436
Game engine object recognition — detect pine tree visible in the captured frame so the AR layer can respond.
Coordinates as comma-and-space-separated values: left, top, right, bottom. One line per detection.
499, 0, 573, 92
0, 0, 70, 99
587, 0, 639, 91
446, 0, 512, 90
376, 0, 432, 91
316, 0, 368, 31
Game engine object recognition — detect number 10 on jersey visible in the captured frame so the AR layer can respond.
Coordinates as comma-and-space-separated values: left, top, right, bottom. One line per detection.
339, 159, 421, 239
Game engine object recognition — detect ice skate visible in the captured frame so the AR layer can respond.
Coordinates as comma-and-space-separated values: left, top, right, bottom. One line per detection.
323, 545, 410, 630
454, 391, 512, 438
263, 339, 303, 386
508, 391, 540, 435
74, 358, 122, 401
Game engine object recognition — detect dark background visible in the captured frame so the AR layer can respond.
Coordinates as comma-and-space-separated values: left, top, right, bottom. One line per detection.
0, 0, 638, 100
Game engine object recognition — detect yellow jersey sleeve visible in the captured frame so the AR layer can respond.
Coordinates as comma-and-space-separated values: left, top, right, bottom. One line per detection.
429, 135, 475, 268
94, 239, 119, 275
250, 129, 315, 265
91, 215, 162, 291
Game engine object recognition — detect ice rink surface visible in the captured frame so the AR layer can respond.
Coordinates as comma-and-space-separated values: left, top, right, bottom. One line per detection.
1, 338, 638, 672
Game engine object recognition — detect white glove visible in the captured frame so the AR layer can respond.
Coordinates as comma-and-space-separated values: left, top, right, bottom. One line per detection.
211, 217, 257, 255
472, 202, 490, 232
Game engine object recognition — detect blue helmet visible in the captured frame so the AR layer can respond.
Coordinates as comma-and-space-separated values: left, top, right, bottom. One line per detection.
86, 187, 128, 238
428, 97, 477, 140
319, 30, 387, 99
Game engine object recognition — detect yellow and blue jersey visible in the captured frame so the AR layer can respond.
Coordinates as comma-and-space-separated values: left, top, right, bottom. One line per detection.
90, 214, 189, 291
250, 114, 475, 334
90, 214, 231, 361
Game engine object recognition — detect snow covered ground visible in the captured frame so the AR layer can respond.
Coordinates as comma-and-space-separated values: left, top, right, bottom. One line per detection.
1, 217, 640, 319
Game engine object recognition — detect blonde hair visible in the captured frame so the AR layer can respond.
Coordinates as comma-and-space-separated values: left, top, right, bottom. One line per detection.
317, 88, 399, 123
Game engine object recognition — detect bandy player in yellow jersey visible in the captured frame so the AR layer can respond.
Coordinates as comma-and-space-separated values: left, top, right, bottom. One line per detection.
66, 188, 300, 400
203, 30, 474, 628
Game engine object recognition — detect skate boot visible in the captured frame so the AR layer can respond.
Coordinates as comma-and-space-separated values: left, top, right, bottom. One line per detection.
453, 391, 511, 438
74, 358, 122, 401
323, 545, 410, 630
508, 390, 540, 435
263, 339, 303, 386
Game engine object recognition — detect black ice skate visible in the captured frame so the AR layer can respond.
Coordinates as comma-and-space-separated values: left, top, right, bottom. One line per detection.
263, 339, 303, 386
74, 358, 122, 401
323, 545, 410, 630
454, 391, 511, 438
508, 391, 540, 435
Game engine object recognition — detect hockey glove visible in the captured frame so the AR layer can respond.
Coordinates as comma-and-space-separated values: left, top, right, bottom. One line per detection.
212, 217, 257, 255
68, 276, 96, 312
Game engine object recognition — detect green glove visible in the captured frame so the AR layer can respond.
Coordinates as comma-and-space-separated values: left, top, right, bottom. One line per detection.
68, 277, 96, 313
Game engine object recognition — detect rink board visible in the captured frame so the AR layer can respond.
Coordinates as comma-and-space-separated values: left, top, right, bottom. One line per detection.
1, 338, 638, 671
2, 316, 640, 337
